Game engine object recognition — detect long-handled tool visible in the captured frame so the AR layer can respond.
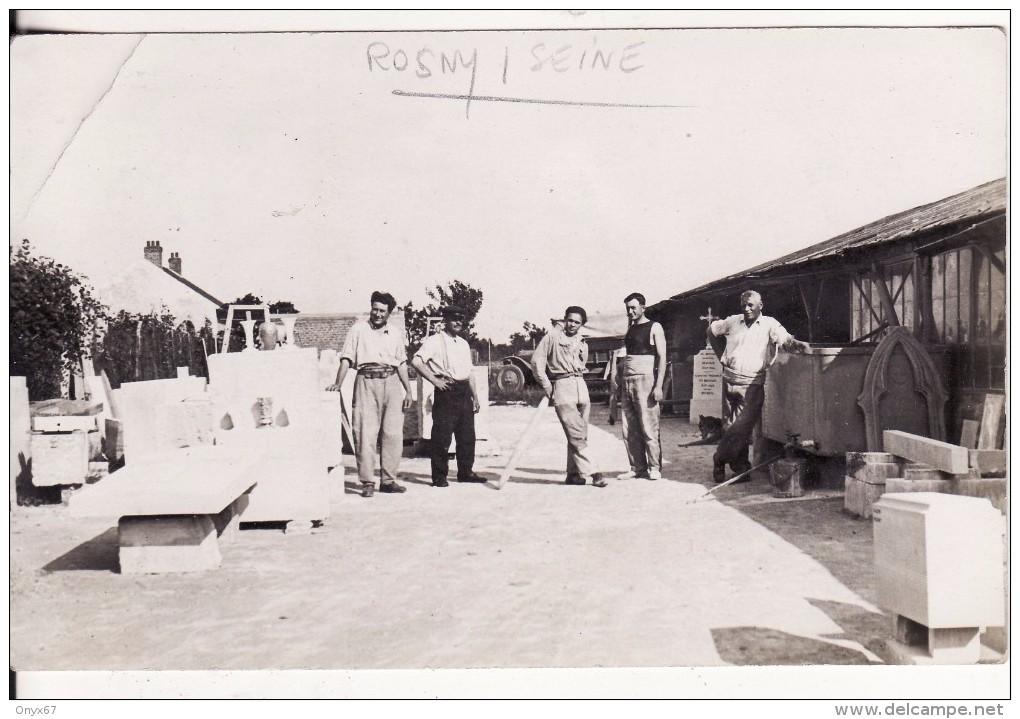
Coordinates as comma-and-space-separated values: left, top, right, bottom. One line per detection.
497, 397, 551, 490
685, 433, 806, 505
686, 454, 784, 504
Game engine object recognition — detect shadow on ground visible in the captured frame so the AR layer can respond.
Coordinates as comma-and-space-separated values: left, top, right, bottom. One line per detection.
42, 528, 119, 573
711, 625, 879, 665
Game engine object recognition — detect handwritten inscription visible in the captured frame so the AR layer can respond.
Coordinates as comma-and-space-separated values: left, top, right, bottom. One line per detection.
366, 37, 669, 117
529, 41, 644, 73
366, 42, 478, 79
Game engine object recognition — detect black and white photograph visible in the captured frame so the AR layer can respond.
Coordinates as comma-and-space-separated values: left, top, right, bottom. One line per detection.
8, 10, 1009, 707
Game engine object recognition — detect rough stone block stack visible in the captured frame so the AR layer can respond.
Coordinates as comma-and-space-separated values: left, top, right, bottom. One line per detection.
844, 451, 900, 519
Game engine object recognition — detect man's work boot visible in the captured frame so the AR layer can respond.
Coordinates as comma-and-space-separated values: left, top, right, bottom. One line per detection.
458, 474, 488, 483
591, 473, 608, 488
565, 473, 586, 485
379, 481, 406, 493
730, 459, 753, 484
361, 481, 375, 498
712, 459, 726, 484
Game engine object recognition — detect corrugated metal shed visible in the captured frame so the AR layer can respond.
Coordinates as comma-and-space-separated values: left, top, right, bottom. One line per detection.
654, 177, 1006, 306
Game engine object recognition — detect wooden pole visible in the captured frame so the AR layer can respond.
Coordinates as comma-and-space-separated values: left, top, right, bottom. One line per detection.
870, 263, 901, 327
498, 397, 551, 489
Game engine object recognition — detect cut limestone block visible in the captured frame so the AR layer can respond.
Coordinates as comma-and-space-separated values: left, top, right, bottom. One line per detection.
69, 445, 259, 518
883, 430, 969, 475
885, 476, 953, 495
33, 414, 99, 433
845, 476, 887, 519
116, 377, 207, 462
153, 398, 214, 451
873, 493, 1004, 664
70, 446, 261, 574
969, 450, 1007, 477
949, 478, 1007, 514
959, 420, 980, 450
30, 430, 88, 486
977, 394, 1005, 450
119, 515, 221, 574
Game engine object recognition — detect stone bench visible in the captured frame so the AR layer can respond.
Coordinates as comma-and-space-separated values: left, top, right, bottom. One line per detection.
69, 446, 262, 574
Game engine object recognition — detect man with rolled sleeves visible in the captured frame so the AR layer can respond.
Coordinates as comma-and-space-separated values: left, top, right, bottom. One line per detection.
411, 306, 486, 487
328, 291, 413, 495
708, 289, 809, 484
532, 306, 607, 487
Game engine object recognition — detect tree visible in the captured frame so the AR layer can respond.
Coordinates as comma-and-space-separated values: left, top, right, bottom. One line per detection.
10, 240, 108, 400
487, 321, 548, 359
404, 280, 484, 354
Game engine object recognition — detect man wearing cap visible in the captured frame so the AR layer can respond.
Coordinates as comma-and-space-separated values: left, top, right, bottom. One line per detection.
618, 292, 667, 480
411, 306, 486, 487
328, 290, 413, 495
532, 306, 607, 487
708, 289, 810, 484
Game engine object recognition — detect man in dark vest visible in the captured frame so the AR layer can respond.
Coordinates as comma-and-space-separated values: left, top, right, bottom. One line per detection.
617, 292, 667, 480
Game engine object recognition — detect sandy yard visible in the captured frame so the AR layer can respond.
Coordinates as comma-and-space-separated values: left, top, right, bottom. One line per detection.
10, 403, 891, 671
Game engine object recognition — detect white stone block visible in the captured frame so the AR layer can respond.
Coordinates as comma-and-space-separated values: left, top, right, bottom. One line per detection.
30, 430, 88, 486
873, 492, 1004, 661
117, 377, 207, 462
883, 430, 969, 475
69, 445, 260, 518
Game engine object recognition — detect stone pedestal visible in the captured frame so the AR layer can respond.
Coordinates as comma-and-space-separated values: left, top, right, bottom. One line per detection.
688, 348, 723, 420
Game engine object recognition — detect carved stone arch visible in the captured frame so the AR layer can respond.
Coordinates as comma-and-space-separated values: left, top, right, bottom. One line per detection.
857, 327, 947, 451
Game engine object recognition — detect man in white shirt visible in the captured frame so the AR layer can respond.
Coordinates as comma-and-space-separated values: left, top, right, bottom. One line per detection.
328, 291, 413, 495
708, 290, 809, 484
411, 306, 485, 487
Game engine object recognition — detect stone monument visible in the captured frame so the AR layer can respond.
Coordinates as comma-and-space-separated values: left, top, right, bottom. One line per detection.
688, 307, 724, 420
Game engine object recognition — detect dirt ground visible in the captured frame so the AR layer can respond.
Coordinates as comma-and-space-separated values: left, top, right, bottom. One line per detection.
9, 402, 916, 672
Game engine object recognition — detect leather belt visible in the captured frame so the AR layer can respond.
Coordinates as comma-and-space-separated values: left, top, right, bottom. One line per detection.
550, 372, 583, 381
358, 366, 396, 379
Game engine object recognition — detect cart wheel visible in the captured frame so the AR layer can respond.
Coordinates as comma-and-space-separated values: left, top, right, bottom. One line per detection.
496, 364, 526, 396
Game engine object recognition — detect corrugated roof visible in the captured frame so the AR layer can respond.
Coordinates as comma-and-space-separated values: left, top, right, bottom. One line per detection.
656, 178, 1006, 306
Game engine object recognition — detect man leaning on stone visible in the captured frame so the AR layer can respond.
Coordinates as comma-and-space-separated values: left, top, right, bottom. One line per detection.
708, 289, 809, 484
328, 290, 413, 496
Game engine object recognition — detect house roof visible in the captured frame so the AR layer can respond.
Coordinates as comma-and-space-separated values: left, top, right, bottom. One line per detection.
97, 259, 224, 326
161, 267, 225, 309
652, 177, 1006, 307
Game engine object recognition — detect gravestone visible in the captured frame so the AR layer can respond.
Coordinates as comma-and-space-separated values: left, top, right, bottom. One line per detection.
688, 347, 723, 421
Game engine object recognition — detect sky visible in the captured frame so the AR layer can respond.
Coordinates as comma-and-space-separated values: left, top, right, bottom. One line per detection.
9, 14, 1007, 341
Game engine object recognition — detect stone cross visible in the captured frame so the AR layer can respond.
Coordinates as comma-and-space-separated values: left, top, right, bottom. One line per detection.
699, 307, 719, 325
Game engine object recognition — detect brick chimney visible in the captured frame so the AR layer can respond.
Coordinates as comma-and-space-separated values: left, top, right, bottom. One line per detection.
168, 251, 182, 275
144, 240, 163, 267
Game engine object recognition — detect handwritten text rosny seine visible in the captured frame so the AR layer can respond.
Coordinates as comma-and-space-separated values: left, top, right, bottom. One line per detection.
366, 39, 645, 113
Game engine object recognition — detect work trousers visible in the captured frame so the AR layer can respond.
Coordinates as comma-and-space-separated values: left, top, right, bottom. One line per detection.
352, 374, 405, 484
714, 382, 765, 470
430, 380, 476, 481
620, 369, 662, 475
552, 376, 597, 479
